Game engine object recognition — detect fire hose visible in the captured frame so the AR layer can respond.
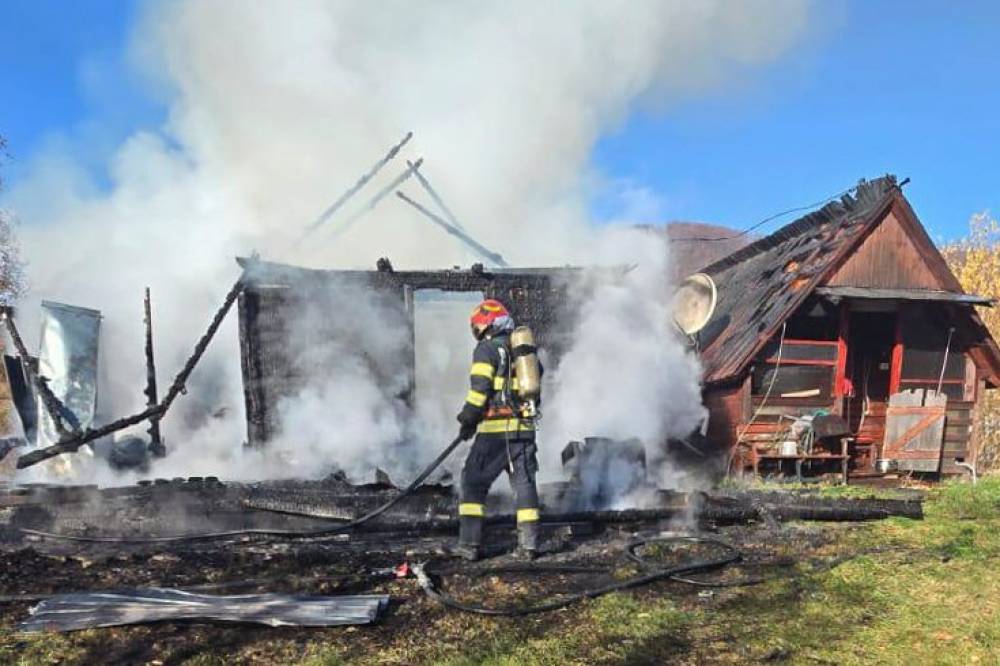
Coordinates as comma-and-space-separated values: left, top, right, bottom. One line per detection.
21, 434, 467, 544
413, 535, 749, 616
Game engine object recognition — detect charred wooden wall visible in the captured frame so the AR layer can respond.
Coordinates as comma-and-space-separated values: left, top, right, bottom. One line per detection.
237, 260, 575, 447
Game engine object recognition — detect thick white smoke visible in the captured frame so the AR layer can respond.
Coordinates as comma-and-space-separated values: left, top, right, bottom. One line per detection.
266, 282, 413, 480
540, 227, 707, 491
3, 1, 810, 482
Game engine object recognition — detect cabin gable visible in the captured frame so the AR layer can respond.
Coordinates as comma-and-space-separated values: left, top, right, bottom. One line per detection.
824, 209, 950, 291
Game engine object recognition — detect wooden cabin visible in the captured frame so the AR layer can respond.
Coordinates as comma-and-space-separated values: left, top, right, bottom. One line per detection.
696, 176, 1000, 480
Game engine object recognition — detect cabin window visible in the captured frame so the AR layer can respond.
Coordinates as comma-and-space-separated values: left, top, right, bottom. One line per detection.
898, 307, 969, 401
783, 298, 839, 341
752, 338, 838, 398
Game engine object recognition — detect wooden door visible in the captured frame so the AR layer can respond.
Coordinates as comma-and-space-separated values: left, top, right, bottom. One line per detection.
883, 389, 946, 472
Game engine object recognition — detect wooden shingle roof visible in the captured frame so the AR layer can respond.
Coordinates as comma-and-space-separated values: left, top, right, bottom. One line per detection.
697, 176, 900, 385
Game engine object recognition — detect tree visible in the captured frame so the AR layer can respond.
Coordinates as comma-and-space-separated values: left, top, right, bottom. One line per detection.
942, 212, 1000, 470
0, 135, 24, 304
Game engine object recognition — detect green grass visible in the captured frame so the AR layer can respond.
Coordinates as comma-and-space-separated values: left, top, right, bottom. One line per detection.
707, 476, 1000, 665
421, 477, 1000, 665
722, 475, 920, 500
433, 593, 691, 666
0, 627, 87, 665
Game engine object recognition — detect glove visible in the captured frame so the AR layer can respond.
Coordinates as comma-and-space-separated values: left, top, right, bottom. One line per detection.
458, 421, 477, 442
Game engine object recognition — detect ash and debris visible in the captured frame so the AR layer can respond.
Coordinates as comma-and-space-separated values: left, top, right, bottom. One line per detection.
0, 509, 855, 664
0, 470, 925, 664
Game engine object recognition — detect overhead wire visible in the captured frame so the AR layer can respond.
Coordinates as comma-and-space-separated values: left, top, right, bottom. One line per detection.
669, 183, 863, 243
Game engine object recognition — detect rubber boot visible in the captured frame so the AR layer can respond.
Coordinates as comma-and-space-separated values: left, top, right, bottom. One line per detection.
455, 516, 483, 561
515, 521, 539, 560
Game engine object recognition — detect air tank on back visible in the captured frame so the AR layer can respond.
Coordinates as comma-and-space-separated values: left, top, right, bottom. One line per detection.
511, 326, 541, 417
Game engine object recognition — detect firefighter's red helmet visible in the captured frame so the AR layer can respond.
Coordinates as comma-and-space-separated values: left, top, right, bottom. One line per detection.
470, 299, 512, 339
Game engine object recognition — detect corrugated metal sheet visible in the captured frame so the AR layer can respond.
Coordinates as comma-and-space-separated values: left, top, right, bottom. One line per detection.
35, 301, 102, 448
20, 588, 390, 632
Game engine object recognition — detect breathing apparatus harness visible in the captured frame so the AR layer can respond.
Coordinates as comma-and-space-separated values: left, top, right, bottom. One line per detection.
488, 328, 541, 474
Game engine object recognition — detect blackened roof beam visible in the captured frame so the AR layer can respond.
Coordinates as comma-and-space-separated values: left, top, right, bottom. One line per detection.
396, 190, 509, 267
297, 132, 413, 244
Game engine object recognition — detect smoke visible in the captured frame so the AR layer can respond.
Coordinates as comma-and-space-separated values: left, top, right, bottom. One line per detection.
263, 282, 414, 480
540, 227, 707, 495
2, 1, 810, 482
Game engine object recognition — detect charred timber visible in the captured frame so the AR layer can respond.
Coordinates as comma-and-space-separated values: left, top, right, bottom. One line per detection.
407, 159, 467, 231
395, 190, 508, 267
143, 288, 164, 457
9, 488, 924, 545
299, 131, 413, 242
16, 279, 245, 469
330, 158, 424, 239
245, 493, 924, 528
159, 278, 244, 409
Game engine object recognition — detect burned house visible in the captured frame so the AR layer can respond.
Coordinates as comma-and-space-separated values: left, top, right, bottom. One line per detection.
697, 176, 1000, 480
12, 172, 987, 488
236, 258, 578, 447
236, 175, 996, 484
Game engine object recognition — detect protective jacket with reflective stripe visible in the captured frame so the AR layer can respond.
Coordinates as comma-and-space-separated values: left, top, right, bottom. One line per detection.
457, 334, 534, 435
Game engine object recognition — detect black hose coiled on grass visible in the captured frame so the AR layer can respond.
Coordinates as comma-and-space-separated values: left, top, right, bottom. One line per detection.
413, 535, 743, 616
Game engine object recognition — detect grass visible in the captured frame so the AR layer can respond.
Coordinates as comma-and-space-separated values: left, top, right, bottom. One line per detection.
419, 477, 1000, 665
720, 474, 922, 500
3, 477, 1000, 664
708, 476, 1000, 665
431, 593, 691, 666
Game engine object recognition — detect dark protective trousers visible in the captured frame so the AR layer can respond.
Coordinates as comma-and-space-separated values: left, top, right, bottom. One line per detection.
458, 433, 540, 548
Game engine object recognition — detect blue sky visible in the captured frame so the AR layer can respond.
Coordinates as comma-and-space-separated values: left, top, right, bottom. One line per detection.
593, 1, 1000, 240
0, 0, 159, 190
2, 1, 998, 242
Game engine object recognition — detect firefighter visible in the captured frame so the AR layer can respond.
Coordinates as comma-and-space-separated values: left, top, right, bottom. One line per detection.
454, 299, 541, 561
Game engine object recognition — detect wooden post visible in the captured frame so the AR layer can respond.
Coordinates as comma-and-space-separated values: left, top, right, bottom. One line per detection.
144, 288, 165, 457
834, 302, 850, 412
969, 378, 986, 471
889, 308, 904, 395
732, 375, 753, 476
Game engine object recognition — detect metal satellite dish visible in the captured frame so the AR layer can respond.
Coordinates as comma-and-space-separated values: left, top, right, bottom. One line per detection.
672, 273, 718, 336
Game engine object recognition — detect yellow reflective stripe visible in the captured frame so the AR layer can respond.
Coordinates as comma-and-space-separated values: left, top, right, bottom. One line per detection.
492, 377, 519, 390
517, 508, 540, 523
470, 362, 495, 379
477, 418, 534, 434
465, 390, 488, 407
459, 502, 485, 517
